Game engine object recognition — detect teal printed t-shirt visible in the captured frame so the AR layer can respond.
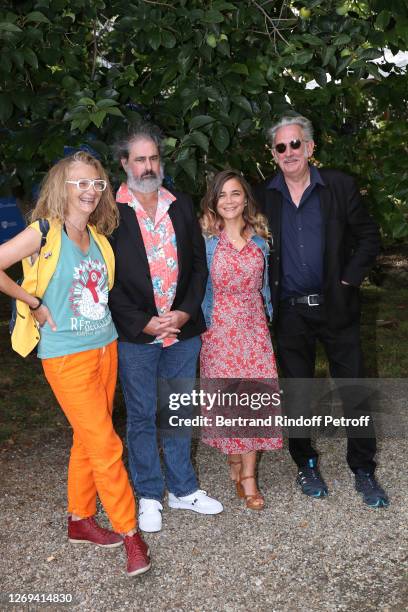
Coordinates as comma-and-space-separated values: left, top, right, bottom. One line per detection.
37, 230, 117, 359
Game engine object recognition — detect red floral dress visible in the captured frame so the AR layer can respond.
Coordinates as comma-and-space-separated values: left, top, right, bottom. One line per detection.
200, 232, 282, 454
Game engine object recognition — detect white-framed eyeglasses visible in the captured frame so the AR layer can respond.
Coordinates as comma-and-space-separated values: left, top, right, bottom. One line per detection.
65, 179, 107, 192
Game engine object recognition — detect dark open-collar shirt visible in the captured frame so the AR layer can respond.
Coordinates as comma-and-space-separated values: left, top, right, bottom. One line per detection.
268, 165, 325, 300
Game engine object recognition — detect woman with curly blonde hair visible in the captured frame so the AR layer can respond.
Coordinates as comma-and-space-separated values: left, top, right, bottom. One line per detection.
200, 170, 282, 511
0, 151, 150, 576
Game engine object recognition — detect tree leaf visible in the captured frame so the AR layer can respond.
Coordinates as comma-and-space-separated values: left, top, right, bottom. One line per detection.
71, 118, 90, 132
11, 50, 24, 70
23, 48, 38, 70
212, 123, 230, 153
12, 92, 29, 112
179, 156, 197, 180
0, 53, 12, 74
77, 97, 95, 107
358, 48, 382, 61
332, 34, 351, 46
212, 1, 236, 9
202, 9, 224, 23
0, 22, 22, 32
90, 110, 106, 128
190, 131, 209, 153
301, 33, 324, 46
230, 63, 249, 75
336, 56, 351, 75
217, 40, 230, 57
161, 30, 176, 48
96, 98, 120, 109
231, 95, 252, 115
0, 94, 13, 122
62, 75, 79, 90
106, 107, 124, 117
366, 63, 382, 79
25, 11, 50, 24
375, 10, 391, 30
291, 51, 314, 65
314, 68, 327, 87
149, 30, 161, 51
322, 46, 335, 67
161, 65, 179, 87
189, 115, 215, 130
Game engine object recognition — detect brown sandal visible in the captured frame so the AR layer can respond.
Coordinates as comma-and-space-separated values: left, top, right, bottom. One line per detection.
239, 475, 265, 510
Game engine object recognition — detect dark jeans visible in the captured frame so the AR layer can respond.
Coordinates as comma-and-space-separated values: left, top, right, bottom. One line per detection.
276, 303, 377, 474
118, 336, 201, 502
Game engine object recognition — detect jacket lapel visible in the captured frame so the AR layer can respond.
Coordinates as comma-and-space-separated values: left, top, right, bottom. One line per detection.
317, 183, 331, 273
265, 188, 282, 253
120, 204, 150, 271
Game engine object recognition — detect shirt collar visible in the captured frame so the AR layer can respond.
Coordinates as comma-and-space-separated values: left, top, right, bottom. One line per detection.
116, 183, 176, 206
267, 165, 325, 192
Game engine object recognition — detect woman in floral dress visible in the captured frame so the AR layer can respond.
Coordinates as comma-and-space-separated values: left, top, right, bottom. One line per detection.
200, 170, 282, 510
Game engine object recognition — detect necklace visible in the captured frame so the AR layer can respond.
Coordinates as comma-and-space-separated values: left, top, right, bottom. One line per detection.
227, 234, 245, 243
65, 218, 88, 234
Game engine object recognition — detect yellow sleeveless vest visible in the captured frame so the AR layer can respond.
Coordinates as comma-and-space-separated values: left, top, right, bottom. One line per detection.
11, 219, 115, 357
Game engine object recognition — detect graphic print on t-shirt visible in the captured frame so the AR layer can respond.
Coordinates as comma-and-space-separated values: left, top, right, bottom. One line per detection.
68, 258, 112, 334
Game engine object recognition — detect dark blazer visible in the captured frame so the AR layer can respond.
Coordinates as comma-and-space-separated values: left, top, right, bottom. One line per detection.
253, 168, 381, 330
109, 189, 208, 343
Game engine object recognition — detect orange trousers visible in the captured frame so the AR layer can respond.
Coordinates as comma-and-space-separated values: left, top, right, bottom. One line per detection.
42, 340, 136, 533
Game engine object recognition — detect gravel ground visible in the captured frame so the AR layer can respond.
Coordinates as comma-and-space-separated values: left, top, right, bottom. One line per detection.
1, 430, 407, 612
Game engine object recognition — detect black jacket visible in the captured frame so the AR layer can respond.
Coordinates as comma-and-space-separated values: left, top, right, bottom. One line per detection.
109, 189, 208, 343
253, 168, 381, 330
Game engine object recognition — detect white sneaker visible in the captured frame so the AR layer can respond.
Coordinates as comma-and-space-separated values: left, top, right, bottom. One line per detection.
168, 489, 223, 515
138, 498, 163, 532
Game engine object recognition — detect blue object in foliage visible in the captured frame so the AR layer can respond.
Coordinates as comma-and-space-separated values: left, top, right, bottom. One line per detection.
163, 174, 175, 189
0, 197, 26, 243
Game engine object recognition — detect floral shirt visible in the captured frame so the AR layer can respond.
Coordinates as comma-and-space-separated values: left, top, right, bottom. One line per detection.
116, 183, 178, 347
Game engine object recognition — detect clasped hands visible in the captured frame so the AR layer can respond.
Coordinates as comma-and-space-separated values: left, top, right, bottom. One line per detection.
143, 310, 190, 340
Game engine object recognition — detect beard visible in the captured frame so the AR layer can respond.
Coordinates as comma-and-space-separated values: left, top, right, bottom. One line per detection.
126, 165, 164, 194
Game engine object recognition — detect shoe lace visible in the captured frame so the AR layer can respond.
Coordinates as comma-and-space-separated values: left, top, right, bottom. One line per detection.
125, 535, 145, 559
191, 489, 207, 503
300, 467, 321, 482
87, 517, 110, 535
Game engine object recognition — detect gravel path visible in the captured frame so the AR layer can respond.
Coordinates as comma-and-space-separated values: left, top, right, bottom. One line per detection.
1, 431, 407, 612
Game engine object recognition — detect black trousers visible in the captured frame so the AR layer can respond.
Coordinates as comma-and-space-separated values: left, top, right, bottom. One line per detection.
276, 303, 377, 473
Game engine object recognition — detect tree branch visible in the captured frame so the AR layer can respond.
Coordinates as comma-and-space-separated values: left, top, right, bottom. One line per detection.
250, 0, 290, 47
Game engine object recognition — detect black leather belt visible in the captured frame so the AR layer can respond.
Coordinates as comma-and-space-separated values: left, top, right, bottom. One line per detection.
286, 294, 324, 307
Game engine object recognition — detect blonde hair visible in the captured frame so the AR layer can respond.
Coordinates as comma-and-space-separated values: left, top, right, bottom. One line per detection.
200, 170, 270, 240
31, 151, 118, 236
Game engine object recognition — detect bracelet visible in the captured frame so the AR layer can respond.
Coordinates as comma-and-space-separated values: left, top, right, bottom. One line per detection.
29, 297, 43, 311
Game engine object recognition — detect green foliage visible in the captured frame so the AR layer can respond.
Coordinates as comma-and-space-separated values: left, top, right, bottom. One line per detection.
0, 0, 407, 242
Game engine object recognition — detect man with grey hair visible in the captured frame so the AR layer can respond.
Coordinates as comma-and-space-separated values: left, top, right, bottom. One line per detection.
254, 114, 389, 508
109, 124, 223, 532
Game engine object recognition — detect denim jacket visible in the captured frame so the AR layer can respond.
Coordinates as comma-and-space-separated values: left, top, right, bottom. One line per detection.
201, 234, 273, 328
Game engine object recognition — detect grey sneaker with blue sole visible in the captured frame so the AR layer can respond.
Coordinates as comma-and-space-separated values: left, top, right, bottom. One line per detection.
354, 470, 389, 508
296, 458, 328, 498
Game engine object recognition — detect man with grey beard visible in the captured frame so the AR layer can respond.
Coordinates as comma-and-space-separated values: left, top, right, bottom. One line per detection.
109, 124, 223, 533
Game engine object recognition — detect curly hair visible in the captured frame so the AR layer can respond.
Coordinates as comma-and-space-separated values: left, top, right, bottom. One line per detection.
200, 170, 270, 240
114, 122, 164, 161
31, 151, 118, 236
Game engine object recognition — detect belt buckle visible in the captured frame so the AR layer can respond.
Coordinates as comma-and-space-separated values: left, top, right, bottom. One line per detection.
307, 294, 319, 306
